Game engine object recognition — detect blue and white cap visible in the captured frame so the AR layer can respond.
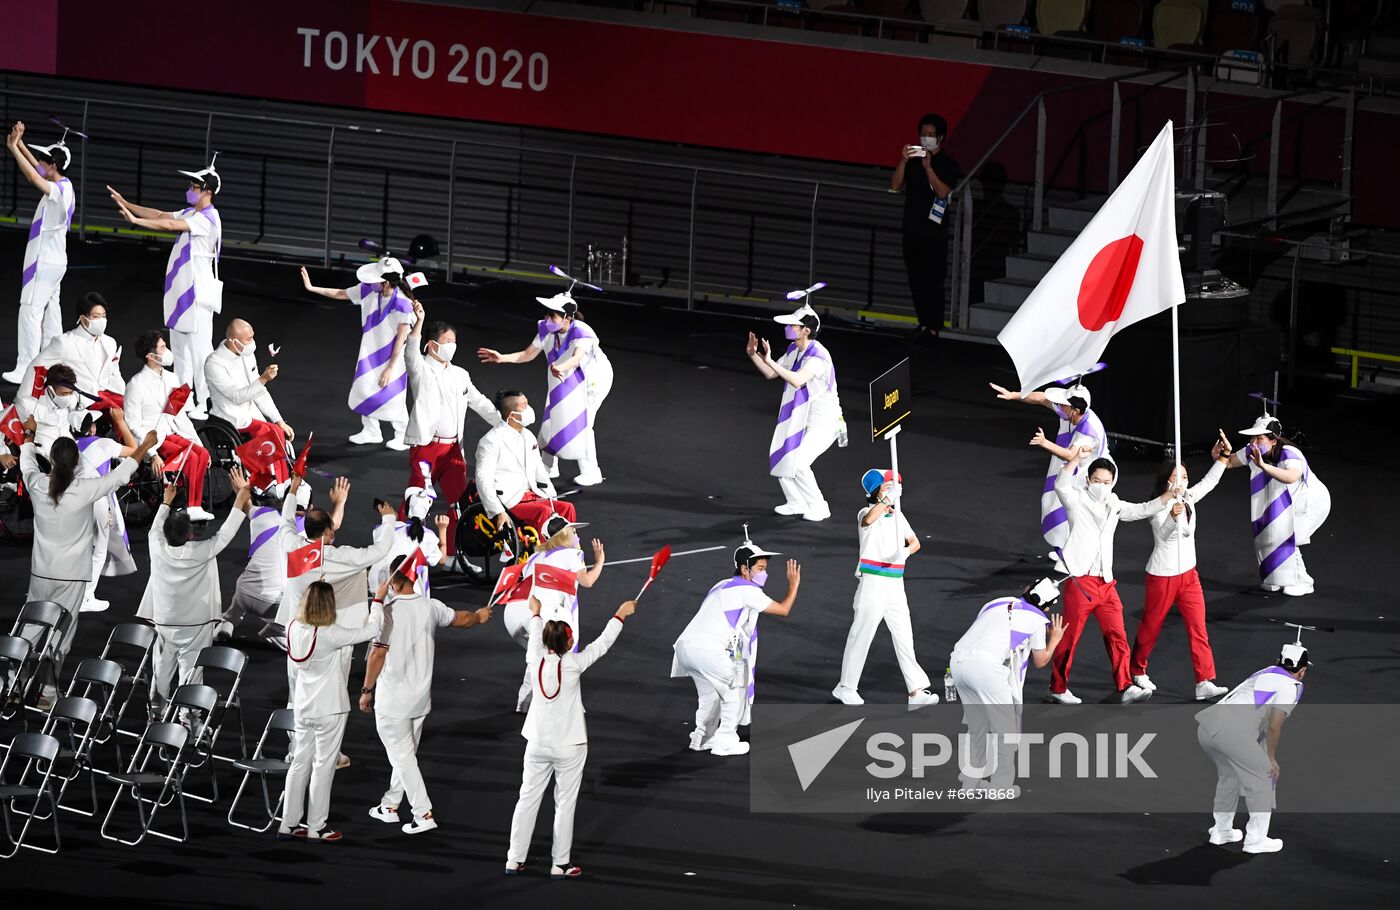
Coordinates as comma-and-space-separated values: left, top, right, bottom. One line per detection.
861, 468, 901, 496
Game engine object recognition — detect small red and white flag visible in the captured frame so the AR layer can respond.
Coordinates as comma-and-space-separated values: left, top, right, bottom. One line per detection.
234, 431, 282, 488
0, 406, 25, 448
997, 121, 1184, 393
292, 432, 314, 478
489, 562, 534, 606
29, 365, 48, 399
287, 539, 324, 578
395, 546, 430, 585
405, 272, 429, 289
532, 564, 578, 597
635, 545, 673, 600
162, 435, 197, 478
163, 384, 192, 416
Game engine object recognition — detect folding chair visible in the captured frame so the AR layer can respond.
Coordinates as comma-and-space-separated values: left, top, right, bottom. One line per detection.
62, 658, 123, 772
0, 732, 62, 857
0, 636, 33, 726
8, 601, 68, 714
227, 708, 295, 832
98, 623, 156, 742
38, 696, 100, 817
160, 684, 221, 804
100, 722, 190, 845
187, 646, 249, 764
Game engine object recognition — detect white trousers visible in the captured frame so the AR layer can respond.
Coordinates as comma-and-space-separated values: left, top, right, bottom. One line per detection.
1197, 725, 1276, 814
171, 321, 213, 407
23, 576, 84, 664
13, 271, 63, 372
837, 575, 930, 694
282, 711, 349, 833
357, 415, 408, 439
773, 417, 838, 510
89, 498, 112, 593
376, 713, 431, 816
676, 642, 745, 747
154, 623, 213, 700
950, 657, 1021, 789
507, 741, 588, 867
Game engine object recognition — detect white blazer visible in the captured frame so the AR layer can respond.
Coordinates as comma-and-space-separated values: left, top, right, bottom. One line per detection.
522, 614, 624, 748
124, 365, 198, 447
402, 341, 498, 447
21, 442, 138, 583
15, 327, 123, 417
1145, 460, 1225, 576
287, 602, 386, 719
1054, 468, 1167, 581
137, 504, 246, 625
474, 423, 557, 518
273, 495, 398, 628
204, 343, 283, 429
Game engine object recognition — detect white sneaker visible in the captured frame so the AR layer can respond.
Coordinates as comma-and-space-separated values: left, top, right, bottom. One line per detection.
709, 738, 750, 757
801, 504, 831, 522
546, 461, 560, 479
1282, 584, 1313, 597
1132, 674, 1157, 693
831, 685, 864, 706
688, 730, 712, 752
186, 506, 216, 522
80, 598, 110, 614
1259, 583, 1283, 593
573, 470, 603, 487
907, 690, 941, 707
1046, 689, 1082, 705
37, 685, 58, 712
1195, 680, 1229, 700
1121, 684, 1152, 704
1208, 827, 1244, 845
402, 812, 438, 834
187, 407, 208, 422
773, 503, 804, 516
1243, 836, 1283, 854
348, 428, 383, 445
1, 370, 23, 384
504, 860, 526, 876
385, 438, 410, 452
368, 804, 400, 824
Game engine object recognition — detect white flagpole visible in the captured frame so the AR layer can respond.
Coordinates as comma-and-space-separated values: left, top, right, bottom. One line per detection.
886, 425, 902, 519
1171, 296, 1184, 576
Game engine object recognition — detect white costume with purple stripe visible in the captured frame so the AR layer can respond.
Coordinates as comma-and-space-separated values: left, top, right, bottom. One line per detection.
75, 436, 137, 599
227, 505, 302, 623
1197, 665, 1303, 812
368, 521, 443, 597
768, 340, 842, 514
1040, 405, 1111, 548
1242, 445, 1330, 589
346, 283, 414, 431
672, 577, 771, 748
162, 205, 221, 409
950, 597, 1050, 787
532, 319, 613, 469
504, 546, 587, 650
11, 177, 74, 374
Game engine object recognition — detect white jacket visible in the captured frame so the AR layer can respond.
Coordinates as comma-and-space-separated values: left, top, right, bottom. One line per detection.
22, 442, 138, 583
522, 614, 624, 747
273, 495, 398, 628
403, 340, 498, 447
288, 602, 386, 718
15, 327, 124, 417
1145, 461, 1225, 576
124, 365, 198, 447
474, 422, 557, 518
1054, 467, 1168, 581
137, 504, 245, 625
204, 343, 283, 429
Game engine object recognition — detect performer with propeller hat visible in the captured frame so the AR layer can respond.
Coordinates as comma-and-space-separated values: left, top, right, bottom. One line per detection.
109, 154, 223, 419
300, 255, 423, 451
478, 266, 614, 487
746, 284, 845, 523
5, 121, 76, 385
832, 468, 940, 707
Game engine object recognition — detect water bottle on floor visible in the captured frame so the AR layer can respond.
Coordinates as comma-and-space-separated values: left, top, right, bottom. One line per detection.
836, 418, 849, 448
944, 667, 958, 703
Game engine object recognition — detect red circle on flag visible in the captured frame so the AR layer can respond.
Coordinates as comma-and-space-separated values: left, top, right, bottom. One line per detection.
1077, 234, 1144, 331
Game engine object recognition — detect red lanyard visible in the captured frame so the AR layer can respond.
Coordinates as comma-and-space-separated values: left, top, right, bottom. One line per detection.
538, 657, 563, 700
287, 622, 317, 663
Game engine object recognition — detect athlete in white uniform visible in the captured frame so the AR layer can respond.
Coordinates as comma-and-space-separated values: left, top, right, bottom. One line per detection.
671, 533, 800, 757
1195, 639, 1309, 854
368, 486, 450, 595
747, 303, 845, 522
478, 292, 614, 486
5, 122, 74, 384
949, 578, 1066, 790
74, 409, 143, 613
110, 159, 223, 419
833, 469, 939, 707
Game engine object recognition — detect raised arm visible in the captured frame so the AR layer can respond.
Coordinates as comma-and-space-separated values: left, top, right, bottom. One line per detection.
299, 267, 352, 300
761, 340, 819, 391
1030, 614, 1067, 669
115, 200, 191, 233
477, 343, 541, 365
1029, 426, 1075, 462
578, 539, 605, 588
106, 185, 167, 220
462, 374, 501, 427
575, 599, 634, 672
7, 124, 51, 195
746, 333, 779, 380
764, 560, 801, 617
990, 383, 1058, 413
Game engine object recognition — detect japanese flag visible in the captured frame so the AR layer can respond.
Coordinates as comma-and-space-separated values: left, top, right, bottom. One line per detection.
997, 121, 1185, 393
405, 272, 429, 289
287, 539, 324, 578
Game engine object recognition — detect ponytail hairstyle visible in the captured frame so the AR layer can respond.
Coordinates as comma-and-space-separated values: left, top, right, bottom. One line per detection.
46, 437, 79, 503
542, 619, 573, 656
405, 516, 425, 543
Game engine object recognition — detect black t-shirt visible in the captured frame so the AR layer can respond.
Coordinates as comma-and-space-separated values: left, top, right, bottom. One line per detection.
901, 151, 961, 233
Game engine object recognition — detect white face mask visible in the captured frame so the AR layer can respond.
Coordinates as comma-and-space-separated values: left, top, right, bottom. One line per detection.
230, 337, 255, 357
154, 349, 174, 367
510, 406, 536, 428
1086, 482, 1111, 502
47, 388, 77, 410
82, 316, 107, 337
433, 341, 457, 363
921, 136, 940, 152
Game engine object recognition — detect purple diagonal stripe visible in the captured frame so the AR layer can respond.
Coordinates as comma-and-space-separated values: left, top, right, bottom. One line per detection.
543, 409, 588, 457
164, 238, 191, 295
361, 289, 412, 333
769, 428, 806, 471
1055, 429, 1072, 448
1040, 506, 1068, 534
353, 338, 398, 379
1009, 629, 1033, 651
27, 210, 43, 241
166, 286, 196, 330
1251, 490, 1292, 537
21, 262, 38, 288
1249, 470, 1271, 496
541, 369, 584, 424
1042, 472, 1058, 494
1258, 535, 1297, 580
546, 323, 597, 366
252, 507, 276, 519
722, 577, 759, 591
776, 384, 811, 426
247, 524, 279, 559
724, 607, 744, 628
352, 372, 409, 417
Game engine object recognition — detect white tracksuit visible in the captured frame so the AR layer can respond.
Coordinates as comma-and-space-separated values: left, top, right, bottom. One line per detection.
11, 177, 74, 375
671, 577, 772, 750
836, 506, 930, 695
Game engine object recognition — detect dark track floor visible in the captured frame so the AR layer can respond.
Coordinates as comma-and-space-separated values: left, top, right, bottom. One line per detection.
0, 232, 1396, 909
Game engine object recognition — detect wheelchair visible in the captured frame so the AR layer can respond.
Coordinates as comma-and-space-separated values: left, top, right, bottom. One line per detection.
452, 479, 542, 587
196, 415, 294, 509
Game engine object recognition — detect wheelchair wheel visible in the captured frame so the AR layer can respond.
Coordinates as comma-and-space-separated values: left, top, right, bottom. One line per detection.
0, 481, 33, 542
197, 419, 243, 509
117, 460, 165, 526
454, 502, 537, 587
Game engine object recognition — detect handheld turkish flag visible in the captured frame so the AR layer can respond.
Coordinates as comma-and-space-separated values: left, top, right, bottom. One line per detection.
29, 365, 48, 399
395, 546, 430, 585
489, 562, 534, 607
91, 390, 125, 412
0, 406, 25, 448
287, 538, 324, 578
163, 384, 191, 416
997, 122, 1184, 394
234, 431, 281, 476
634, 544, 673, 601
533, 564, 578, 597
292, 432, 314, 478
162, 435, 196, 478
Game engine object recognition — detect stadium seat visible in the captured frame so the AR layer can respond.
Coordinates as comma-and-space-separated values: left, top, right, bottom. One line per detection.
1153, 0, 1206, 48
1036, 0, 1089, 37
1209, 0, 1262, 54
1267, 4, 1321, 65
979, 0, 1029, 27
